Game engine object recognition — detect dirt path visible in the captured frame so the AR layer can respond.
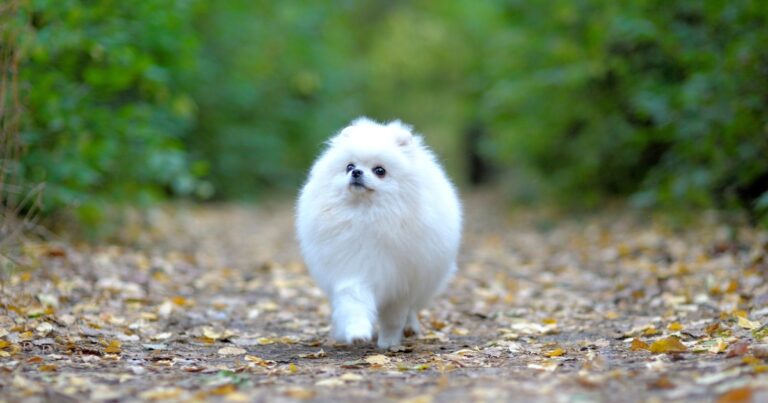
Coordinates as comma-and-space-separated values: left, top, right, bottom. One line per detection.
2, 193, 768, 402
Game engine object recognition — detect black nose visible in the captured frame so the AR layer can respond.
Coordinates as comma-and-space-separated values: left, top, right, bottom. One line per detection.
351, 169, 363, 178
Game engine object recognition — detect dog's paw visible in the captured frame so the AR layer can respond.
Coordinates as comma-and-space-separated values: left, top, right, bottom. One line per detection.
376, 333, 402, 349
403, 311, 420, 337
340, 323, 372, 345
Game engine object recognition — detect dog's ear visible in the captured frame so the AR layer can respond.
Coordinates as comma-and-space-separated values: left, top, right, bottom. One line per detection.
388, 120, 413, 146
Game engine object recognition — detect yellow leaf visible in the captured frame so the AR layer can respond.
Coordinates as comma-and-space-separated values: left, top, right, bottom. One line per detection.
0, 340, 10, 349
708, 339, 728, 354
203, 327, 222, 340
39, 364, 57, 372
257, 337, 276, 345
400, 395, 434, 403
139, 387, 183, 400
643, 326, 660, 336
364, 354, 391, 365
452, 327, 469, 336
631, 338, 649, 351
742, 355, 760, 366
542, 318, 557, 325
649, 337, 687, 354
732, 310, 748, 318
667, 322, 684, 332
104, 340, 121, 354
737, 316, 760, 330
605, 311, 620, 320
171, 296, 188, 306
209, 384, 236, 395
288, 363, 298, 374
544, 348, 565, 357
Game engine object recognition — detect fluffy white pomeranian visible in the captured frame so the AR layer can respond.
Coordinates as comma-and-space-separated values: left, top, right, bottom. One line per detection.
296, 117, 462, 349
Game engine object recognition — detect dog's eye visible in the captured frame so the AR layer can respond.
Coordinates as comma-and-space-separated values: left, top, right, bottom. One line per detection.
372, 166, 386, 177
346, 163, 355, 173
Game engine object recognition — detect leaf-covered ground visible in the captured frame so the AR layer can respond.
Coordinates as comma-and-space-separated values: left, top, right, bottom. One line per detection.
2, 193, 768, 402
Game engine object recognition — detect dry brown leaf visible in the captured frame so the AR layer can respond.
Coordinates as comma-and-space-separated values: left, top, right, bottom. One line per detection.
364, 354, 391, 365
38, 364, 57, 372
717, 387, 752, 403
649, 337, 687, 354
284, 388, 315, 399
245, 355, 276, 367
298, 349, 326, 359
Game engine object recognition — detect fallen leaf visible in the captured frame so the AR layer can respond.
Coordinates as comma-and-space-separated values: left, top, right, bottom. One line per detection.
298, 349, 326, 359
717, 387, 752, 403
284, 388, 315, 399
648, 376, 675, 389
643, 326, 661, 336
631, 339, 649, 351
151, 332, 173, 341
364, 354, 391, 365
726, 342, 749, 357
104, 340, 122, 354
209, 384, 237, 395
339, 373, 363, 381
667, 322, 683, 332
544, 348, 565, 357
738, 317, 760, 330
315, 378, 345, 387
139, 387, 183, 400
648, 337, 687, 354
39, 364, 57, 372
708, 339, 728, 354
245, 355, 276, 367
218, 347, 246, 356
400, 395, 434, 403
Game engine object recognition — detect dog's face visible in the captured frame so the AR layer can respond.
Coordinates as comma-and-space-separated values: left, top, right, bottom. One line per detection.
315, 118, 416, 203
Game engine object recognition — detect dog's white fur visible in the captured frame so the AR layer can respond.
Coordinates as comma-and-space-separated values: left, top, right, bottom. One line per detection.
296, 117, 462, 348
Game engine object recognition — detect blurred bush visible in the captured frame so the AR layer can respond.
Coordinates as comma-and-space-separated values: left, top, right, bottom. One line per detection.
477, 0, 768, 222
188, 1, 365, 199
11, 0, 768, 226
18, 0, 201, 228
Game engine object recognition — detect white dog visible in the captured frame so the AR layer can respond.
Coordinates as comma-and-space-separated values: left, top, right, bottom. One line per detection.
296, 117, 462, 349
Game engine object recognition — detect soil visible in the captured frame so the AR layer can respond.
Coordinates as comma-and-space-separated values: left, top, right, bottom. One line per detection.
2, 192, 768, 402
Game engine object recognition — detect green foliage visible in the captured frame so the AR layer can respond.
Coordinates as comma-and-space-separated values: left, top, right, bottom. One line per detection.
18, 0, 201, 226
188, 1, 365, 198
476, 0, 768, 216
12, 0, 768, 227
